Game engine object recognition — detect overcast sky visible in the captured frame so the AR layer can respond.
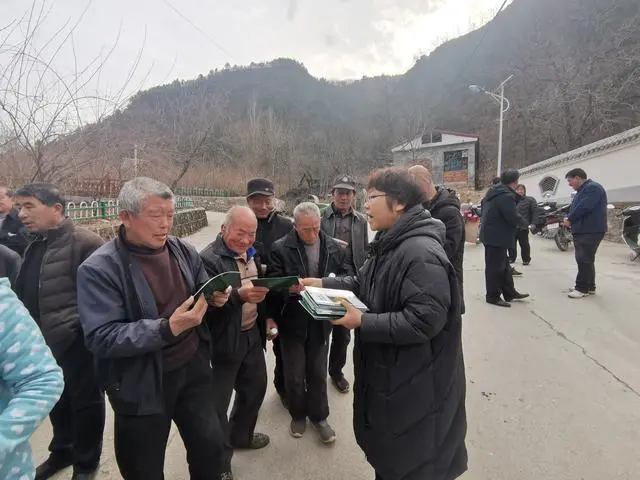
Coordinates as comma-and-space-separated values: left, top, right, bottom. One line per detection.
2, 0, 509, 95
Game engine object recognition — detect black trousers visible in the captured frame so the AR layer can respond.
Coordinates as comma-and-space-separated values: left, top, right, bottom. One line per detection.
280, 323, 330, 423
328, 325, 351, 379
48, 335, 105, 473
508, 229, 531, 263
484, 245, 518, 302
273, 336, 286, 395
573, 233, 604, 293
113, 344, 223, 480
212, 325, 268, 473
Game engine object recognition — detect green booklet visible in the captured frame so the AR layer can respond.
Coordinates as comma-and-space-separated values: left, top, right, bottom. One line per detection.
252, 276, 300, 291
194, 271, 241, 298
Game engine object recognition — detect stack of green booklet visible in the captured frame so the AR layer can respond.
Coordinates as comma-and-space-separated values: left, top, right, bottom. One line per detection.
299, 286, 369, 321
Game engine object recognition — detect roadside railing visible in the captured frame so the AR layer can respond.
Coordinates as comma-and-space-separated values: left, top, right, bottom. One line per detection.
67, 197, 195, 221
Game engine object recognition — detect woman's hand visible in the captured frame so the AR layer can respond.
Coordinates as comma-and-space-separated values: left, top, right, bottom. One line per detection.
332, 300, 362, 330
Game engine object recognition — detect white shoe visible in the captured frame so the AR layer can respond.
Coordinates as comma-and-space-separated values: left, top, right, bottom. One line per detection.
568, 289, 588, 299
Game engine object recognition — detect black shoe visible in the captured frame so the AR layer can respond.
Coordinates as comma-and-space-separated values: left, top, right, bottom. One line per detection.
487, 299, 511, 307
331, 375, 350, 394
505, 293, 530, 302
511, 268, 523, 276
523, 261, 530, 266
35, 458, 73, 480
71, 470, 98, 480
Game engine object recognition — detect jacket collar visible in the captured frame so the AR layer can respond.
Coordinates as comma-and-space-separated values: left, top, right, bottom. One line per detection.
283, 228, 339, 254
44, 217, 74, 242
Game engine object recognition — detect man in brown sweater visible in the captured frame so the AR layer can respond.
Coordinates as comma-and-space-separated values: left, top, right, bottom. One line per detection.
200, 206, 272, 480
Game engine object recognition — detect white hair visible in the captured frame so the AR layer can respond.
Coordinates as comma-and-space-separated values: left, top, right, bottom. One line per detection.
118, 177, 174, 214
293, 202, 321, 223
223, 205, 256, 227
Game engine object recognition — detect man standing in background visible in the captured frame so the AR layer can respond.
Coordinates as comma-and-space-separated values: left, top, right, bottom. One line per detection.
320, 175, 369, 394
509, 184, 537, 266
564, 168, 608, 299
409, 165, 466, 314
245, 178, 293, 407
0, 186, 30, 255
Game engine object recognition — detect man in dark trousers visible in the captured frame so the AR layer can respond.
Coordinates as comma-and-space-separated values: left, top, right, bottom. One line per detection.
246, 178, 293, 406
509, 184, 538, 266
77, 177, 229, 480
13, 184, 105, 480
200, 206, 272, 480
480, 171, 530, 307
268, 202, 351, 444
409, 165, 466, 313
320, 175, 369, 393
0, 186, 30, 255
564, 168, 608, 299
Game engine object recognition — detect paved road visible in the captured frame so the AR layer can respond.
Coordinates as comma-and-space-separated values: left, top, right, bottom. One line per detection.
31, 211, 640, 479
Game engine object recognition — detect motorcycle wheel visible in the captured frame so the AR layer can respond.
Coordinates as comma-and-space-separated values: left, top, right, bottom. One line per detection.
555, 228, 570, 251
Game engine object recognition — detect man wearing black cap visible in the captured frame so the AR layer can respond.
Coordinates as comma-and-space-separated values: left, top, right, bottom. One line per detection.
246, 178, 293, 406
320, 175, 369, 394
479, 170, 530, 307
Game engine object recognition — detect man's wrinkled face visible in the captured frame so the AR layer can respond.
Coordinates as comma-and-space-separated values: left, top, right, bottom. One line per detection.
567, 176, 584, 191
14, 196, 63, 232
247, 194, 274, 219
120, 196, 174, 249
295, 213, 321, 245
222, 215, 257, 256
332, 188, 355, 214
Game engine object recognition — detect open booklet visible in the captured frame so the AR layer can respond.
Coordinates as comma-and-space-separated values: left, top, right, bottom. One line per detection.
194, 271, 241, 298
299, 286, 369, 321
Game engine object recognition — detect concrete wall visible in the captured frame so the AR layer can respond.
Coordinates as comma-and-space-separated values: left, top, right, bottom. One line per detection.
85, 208, 208, 241
519, 139, 640, 204
393, 142, 477, 187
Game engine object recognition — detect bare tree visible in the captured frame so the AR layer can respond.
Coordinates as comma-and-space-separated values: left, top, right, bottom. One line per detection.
0, 1, 146, 184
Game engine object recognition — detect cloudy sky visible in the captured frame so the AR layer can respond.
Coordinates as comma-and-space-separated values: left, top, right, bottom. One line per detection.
2, 0, 509, 94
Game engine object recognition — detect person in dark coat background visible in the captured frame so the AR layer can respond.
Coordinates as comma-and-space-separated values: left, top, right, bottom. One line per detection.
304, 168, 467, 480
409, 165, 466, 314
0, 243, 20, 287
479, 171, 530, 307
0, 186, 30, 256
246, 178, 293, 407
508, 184, 538, 266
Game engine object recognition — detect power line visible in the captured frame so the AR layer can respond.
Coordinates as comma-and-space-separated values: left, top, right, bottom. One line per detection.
162, 0, 234, 59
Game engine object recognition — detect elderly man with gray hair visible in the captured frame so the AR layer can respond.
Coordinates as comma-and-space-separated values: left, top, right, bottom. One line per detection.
267, 202, 352, 444
77, 177, 230, 480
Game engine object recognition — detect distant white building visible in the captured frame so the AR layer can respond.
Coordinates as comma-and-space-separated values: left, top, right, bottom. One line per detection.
391, 131, 479, 187
519, 126, 640, 203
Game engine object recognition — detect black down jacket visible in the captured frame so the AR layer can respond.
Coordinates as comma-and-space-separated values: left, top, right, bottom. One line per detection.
324, 205, 467, 480
479, 184, 521, 249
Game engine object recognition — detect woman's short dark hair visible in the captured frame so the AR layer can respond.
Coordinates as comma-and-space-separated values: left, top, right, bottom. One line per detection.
565, 168, 587, 180
367, 168, 426, 210
14, 183, 66, 214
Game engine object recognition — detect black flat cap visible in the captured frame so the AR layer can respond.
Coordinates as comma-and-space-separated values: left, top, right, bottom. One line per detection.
247, 178, 275, 197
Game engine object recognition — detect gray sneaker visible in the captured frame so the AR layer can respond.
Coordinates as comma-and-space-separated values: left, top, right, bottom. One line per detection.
313, 420, 336, 444
290, 418, 306, 438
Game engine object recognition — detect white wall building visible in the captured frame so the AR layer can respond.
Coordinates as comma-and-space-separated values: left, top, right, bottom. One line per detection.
519, 125, 640, 204
391, 131, 479, 187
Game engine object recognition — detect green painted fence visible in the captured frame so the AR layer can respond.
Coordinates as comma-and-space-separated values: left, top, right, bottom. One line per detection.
67, 197, 195, 221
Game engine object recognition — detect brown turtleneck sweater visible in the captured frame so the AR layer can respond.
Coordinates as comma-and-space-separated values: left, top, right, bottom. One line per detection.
127, 240, 199, 372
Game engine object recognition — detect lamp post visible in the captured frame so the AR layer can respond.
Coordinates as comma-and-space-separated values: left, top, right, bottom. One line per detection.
469, 74, 514, 177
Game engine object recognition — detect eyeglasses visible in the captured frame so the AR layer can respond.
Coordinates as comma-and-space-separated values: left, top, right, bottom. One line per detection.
366, 194, 387, 202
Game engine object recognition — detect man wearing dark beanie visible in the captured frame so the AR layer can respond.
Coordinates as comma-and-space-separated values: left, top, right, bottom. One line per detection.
479, 170, 530, 307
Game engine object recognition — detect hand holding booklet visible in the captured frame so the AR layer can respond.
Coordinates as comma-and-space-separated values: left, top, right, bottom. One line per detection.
194, 271, 240, 298
299, 286, 369, 321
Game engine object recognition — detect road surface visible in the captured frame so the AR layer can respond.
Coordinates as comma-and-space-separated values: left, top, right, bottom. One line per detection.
31, 211, 640, 479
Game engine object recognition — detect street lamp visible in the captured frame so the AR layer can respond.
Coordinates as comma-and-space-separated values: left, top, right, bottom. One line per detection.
469, 74, 514, 176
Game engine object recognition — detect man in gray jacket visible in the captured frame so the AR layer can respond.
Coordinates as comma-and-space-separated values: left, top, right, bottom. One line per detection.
320, 175, 369, 394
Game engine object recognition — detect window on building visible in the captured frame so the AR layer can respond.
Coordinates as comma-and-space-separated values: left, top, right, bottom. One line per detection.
443, 150, 468, 171
538, 175, 559, 196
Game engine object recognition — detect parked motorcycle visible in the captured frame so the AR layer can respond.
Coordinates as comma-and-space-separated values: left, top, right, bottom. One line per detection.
551, 204, 572, 251
619, 205, 640, 261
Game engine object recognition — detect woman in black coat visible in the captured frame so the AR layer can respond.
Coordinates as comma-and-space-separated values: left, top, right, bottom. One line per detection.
304, 168, 467, 480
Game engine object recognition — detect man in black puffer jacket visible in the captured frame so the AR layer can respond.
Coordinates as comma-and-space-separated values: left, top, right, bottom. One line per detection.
409, 165, 466, 314
508, 184, 537, 265
480, 171, 530, 307
309, 168, 467, 480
